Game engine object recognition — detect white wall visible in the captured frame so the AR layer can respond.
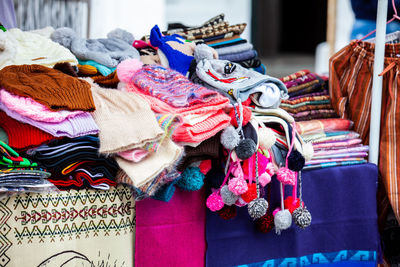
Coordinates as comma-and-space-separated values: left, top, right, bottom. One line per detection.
165, 0, 252, 41
89, 0, 251, 41
89, 0, 166, 39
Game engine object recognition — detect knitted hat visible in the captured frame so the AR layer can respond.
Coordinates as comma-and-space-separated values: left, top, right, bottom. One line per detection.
150, 24, 195, 75
194, 44, 288, 107
133, 65, 219, 108
0, 28, 78, 70
51, 27, 140, 68
0, 111, 56, 151
0, 64, 95, 111
90, 82, 164, 154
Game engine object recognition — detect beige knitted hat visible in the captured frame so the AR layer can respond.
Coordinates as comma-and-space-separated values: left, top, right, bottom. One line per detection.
90, 82, 164, 154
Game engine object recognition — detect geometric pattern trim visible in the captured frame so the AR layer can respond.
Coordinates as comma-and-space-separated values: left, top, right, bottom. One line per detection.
14, 217, 135, 244
236, 250, 377, 267
13, 187, 133, 209
0, 200, 12, 267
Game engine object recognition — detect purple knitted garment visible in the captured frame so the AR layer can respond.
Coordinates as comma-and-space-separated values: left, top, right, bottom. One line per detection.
132, 65, 218, 108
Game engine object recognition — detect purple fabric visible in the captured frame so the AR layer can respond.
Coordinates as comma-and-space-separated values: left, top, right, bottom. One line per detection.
0, 0, 16, 29
0, 101, 99, 138
135, 188, 206, 267
206, 163, 379, 267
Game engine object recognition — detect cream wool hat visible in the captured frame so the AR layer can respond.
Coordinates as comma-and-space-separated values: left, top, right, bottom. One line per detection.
90, 82, 164, 154
0, 28, 78, 70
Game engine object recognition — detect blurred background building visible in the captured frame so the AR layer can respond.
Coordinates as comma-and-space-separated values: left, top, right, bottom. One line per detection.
2, 0, 373, 76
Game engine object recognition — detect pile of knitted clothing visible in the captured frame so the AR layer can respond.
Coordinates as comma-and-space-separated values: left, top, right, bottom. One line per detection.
165, 13, 265, 74
296, 118, 369, 170
279, 70, 338, 121
0, 15, 312, 219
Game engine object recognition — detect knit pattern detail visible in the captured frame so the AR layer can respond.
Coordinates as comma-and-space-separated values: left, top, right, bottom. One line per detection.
132, 65, 218, 108
0, 111, 55, 150
0, 64, 95, 111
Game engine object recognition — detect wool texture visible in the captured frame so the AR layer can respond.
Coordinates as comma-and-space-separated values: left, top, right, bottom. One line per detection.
90, 82, 164, 154
0, 64, 95, 111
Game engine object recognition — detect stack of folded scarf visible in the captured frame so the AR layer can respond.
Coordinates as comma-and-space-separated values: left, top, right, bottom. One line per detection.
26, 136, 119, 190
117, 59, 231, 146
0, 140, 53, 193
279, 70, 338, 121
296, 118, 369, 170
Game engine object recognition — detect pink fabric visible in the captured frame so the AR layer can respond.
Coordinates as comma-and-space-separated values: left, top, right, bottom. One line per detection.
313, 145, 369, 155
124, 83, 230, 143
117, 149, 149, 162
312, 139, 362, 149
0, 89, 84, 122
135, 188, 206, 267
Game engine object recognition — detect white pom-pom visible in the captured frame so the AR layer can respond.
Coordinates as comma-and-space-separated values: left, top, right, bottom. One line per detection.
194, 44, 214, 62
258, 127, 276, 149
221, 126, 240, 150
274, 209, 292, 235
301, 142, 314, 162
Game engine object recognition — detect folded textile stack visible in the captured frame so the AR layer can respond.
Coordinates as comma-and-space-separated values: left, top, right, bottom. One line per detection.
279, 70, 339, 121
26, 136, 119, 190
163, 14, 265, 74
296, 118, 369, 170
0, 140, 54, 193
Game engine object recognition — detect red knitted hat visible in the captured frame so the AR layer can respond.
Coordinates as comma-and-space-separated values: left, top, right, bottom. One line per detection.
0, 111, 56, 151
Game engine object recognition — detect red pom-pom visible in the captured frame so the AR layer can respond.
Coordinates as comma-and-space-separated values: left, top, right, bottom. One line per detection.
255, 212, 274, 233
217, 205, 237, 220
229, 106, 252, 127
241, 183, 257, 203
284, 196, 301, 213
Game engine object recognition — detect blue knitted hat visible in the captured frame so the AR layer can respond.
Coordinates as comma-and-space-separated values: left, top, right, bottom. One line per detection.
150, 25, 194, 75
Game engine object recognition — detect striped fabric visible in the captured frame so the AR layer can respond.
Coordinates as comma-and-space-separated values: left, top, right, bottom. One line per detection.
329, 40, 400, 222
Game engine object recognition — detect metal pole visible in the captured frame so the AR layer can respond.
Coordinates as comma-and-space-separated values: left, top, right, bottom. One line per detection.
369, 0, 388, 165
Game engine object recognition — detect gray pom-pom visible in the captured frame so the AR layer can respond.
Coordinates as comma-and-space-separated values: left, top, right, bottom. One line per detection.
107, 28, 135, 44
50, 27, 76, 48
274, 209, 292, 235
221, 126, 240, 150
235, 138, 257, 160
220, 185, 239, 206
292, 206, 312, 229
248, 198, 268, 219
194, 44, 214, 62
